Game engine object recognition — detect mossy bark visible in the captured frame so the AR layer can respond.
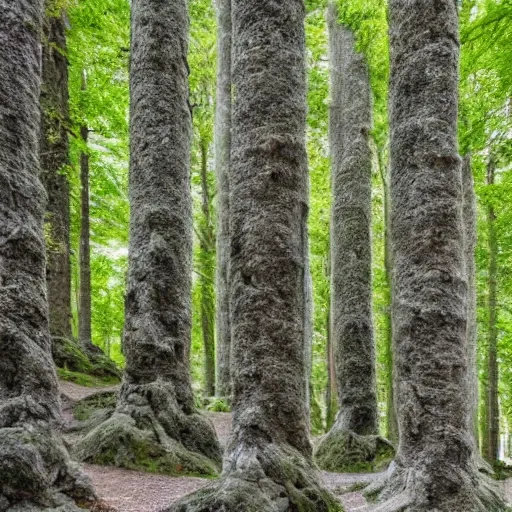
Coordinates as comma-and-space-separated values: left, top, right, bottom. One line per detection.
316, 5, 390, 473
372, 1, 508, 510
164, 0, 339, 510
73, 0, 222, 477
0, 1, 96, 509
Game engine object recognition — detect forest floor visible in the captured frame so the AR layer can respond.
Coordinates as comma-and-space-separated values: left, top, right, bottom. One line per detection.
58, 380, 510, 512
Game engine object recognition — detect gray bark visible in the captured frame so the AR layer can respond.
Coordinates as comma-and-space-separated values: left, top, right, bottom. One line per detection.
74, 0, 222, 476
462, 155, 479, 444
166, 0, 340, 510
0, 1, 95, 509
371, 1, 505, 509
315, 4, 391, 473
40, 5, 73, 343
214, 0, 232, 399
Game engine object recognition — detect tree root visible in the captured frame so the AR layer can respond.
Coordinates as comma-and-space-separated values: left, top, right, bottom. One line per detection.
162, 442, 342, 512
364, 459, 509, 512
0, 427, 97, 512
314, 426, 394, 473
73, 381, 222, 477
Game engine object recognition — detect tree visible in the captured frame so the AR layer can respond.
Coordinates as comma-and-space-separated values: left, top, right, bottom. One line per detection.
214, 0, 232, 399
198, 137, 216, 398
74, 0, 222, 476
369, 0, 505, 509
462, 155, 479, 444
483, 155, 500, 464
315, 2, 392, 473
166, 0, 340, 509
40, 2, 73, 346
78, 71, 94, 353
0, 0, 96, 508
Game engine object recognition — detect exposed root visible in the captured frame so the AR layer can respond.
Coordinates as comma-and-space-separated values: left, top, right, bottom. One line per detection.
365, 459, 508, 512
0, 426, 97, 511
163, 442, 342, 512
73, 381, 222, 477
314, 426, 394, 473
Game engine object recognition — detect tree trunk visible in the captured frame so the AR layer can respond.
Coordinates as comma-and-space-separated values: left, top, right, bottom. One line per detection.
214, 0, 232, 399
316, 3, 392, 473
462, 155, 479, 446
378, 149, 398, 445
370, 1, 505, 509
167, 0, 340, 509
40, 6, 73, 346
199, 138, 216, 398
484, 155, 500, 464
74, 0, 222, 477
78, 72, 95, 353
0, 1, 96, 508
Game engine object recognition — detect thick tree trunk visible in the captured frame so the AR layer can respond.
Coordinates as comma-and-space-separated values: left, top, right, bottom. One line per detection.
370, 1, 505, 510
214, 0, 232, 399
316, 4, 392, 473
484, 156, 500, 464
462, 155, 479, 445
40, 6, 73, 346
0, 1, 96, 509
167, 0, 340, 510
74, 0, 222, 476
199, 139, 216, 398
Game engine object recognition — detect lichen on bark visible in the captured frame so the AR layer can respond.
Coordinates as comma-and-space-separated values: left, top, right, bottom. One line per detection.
315, 4, 392, 474
369, 0, 507, 510
0, 1, 96, 509
73, 0, 222, 477
163, 0, 340, 510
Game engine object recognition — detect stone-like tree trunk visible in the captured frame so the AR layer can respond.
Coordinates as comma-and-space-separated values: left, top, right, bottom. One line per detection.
369, 1, 505, 509
462, 155, 479, 444
166, 0, 340, 510
74, 0, 222, 476
214, 0, 232, 399
40, 5, 73, 345
199, 138, 216, 398
316, 4, 393, 473
484, 155, 500, 464
0, 1, 96, 509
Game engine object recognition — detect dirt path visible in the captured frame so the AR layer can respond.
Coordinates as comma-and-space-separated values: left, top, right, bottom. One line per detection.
60, 381, 512, 511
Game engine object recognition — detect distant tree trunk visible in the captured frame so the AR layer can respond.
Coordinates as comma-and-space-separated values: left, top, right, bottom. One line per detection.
75, 0, 222, 476
199, 138, 216, 398
325, 242, 338, 430
40, 6, 73, 347
167, 0, 339, 509
214, 0, 232, 399
377, 149, 398, 445
372, 1, 505, 509
0, 1, 96, 507
316, 4, 392, 473
78, 72, 94, 352
484, 155, 500, 464
462, 155, 479, 445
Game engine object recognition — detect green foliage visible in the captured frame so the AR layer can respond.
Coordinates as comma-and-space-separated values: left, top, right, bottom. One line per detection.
57, 368, 119, 388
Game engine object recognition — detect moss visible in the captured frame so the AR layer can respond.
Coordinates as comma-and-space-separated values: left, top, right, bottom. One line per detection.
314, 429, 394, 473
57, 368, 120, 388
73, 413, 219, 477
73, 392, 117, 421
491, 461, 512, 481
